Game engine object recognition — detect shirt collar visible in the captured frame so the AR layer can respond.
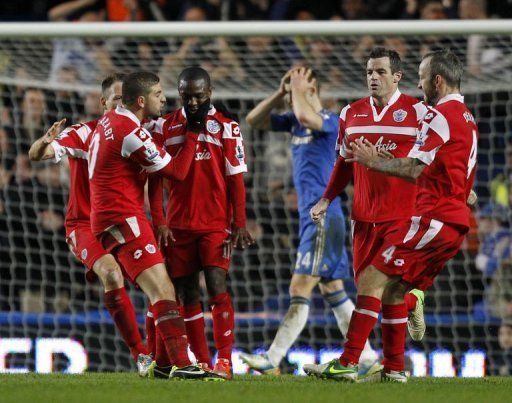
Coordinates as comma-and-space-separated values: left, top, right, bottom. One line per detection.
369, 89, 401, 122
115, 105, 141, 126
436, 93, 464, 106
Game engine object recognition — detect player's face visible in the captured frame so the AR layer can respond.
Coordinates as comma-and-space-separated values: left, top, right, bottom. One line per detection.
178, 78, 211, 113
145, 83, 166, 119
418, 57, 438, 106
366, 57, 400, 99
102, 81, 123, 111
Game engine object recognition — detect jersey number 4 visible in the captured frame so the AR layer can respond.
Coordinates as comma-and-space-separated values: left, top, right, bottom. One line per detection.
467, 130, 477, 179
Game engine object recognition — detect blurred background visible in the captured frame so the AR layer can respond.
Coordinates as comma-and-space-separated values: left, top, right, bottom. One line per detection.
0, 0, 511, 376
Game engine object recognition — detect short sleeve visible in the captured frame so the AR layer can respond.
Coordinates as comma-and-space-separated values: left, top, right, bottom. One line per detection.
222, 120, 248, 176
51, 123, 91, 162
337, 105, 351, 158
408, 108, 450, 165
121, 127, 171, 173
270, 112, 293, 132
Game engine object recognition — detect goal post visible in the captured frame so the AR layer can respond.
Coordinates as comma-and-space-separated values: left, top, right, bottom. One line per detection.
0, 20, 511, 376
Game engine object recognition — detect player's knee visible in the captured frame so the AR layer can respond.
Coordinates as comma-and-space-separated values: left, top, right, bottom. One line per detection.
319, 279, 344, 295
382, 282, 407, 304
204, 267, 227, 297
289, 275, 316, 298
94, 256, 124, 290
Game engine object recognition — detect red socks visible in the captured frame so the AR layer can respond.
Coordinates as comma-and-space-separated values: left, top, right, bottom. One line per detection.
145, 307, 156, 357
381, 303, 408, 372
404, 293, 418, 311
209, 292, 234, 362
184, 304, 211, 367
152, 300, 191, 368
104, 288, 148, 361
340, 295, 381, 366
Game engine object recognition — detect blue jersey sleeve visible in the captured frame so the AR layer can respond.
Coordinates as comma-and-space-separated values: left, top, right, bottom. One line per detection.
270, 112, 293, 132
319, 111, 339, 138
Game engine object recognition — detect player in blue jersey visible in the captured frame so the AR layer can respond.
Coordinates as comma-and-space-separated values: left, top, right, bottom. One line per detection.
240, 67, 379, 375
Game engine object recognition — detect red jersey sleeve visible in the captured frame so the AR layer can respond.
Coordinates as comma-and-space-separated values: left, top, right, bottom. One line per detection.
408, 108, 450, 166
121, 127, 172, 173
337, 105, 351, 158
50, 123, 92, 162
222, 121, 247, 176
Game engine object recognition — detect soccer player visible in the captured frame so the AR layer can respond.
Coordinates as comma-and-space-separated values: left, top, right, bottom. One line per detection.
239, 66, 379, 376
308, 49, 477, 383
310, 48, 430, 342
28, 74, 152, 373
88, 71, 216, 380
148, 67, 253, 380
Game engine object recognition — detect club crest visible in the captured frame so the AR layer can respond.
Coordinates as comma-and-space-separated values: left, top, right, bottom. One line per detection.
393, 109, 407, 123
206, 120, 221, 134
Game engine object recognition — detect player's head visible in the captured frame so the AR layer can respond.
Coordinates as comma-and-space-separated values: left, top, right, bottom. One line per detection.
499, 321, 512, 350
100, 73, 125, 111
122, 71, 166, 119
366, 47, 402, 100
418, 49, 463, 105
178, 66, 212, 116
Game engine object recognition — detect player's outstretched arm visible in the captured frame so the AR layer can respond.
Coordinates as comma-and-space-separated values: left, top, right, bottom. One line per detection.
347, 138, 425, 182
28, 119, 66, 161
246, 69, 294, 129
156, 132, 199, 181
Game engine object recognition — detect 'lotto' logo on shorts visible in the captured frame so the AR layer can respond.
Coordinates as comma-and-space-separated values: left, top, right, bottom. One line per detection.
133, 250, 142, 260
145, 244, 156, 254
394, 259, 405, 267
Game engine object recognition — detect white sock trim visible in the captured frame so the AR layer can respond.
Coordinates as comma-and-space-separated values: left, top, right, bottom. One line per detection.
381, 317, 407, 324
184, 312, 204, 322
355, 308, 379, 319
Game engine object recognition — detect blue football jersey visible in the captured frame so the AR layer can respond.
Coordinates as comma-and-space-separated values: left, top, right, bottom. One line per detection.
270, 109, 344, 233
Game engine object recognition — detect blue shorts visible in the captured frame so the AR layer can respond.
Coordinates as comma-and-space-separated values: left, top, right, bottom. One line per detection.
294, 214, 350, 280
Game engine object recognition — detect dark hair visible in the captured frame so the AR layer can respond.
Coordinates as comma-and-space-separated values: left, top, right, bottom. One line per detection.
368, 47, 402, 73
178, 66, 211, 87
122, 71, 160, 106
423, 49, 463, 89
101, 73, 125, 97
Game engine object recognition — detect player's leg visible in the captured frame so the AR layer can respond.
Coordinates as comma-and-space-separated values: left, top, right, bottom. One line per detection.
93, 254, 149, 363
68, 227, 149, 369
174, 272, 212, 368
241, 221, 322, 373
318, 279, 379, 375
203, 265, 235, 378
380, 281, 409, 383
240, 273, 319, 374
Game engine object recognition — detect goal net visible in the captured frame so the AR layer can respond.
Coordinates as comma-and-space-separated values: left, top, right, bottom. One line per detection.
0, 21, 510, 376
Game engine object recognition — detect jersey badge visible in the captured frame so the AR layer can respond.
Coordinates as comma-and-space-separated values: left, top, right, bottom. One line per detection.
145, 244, 156, 254
231, 122, 241, 137
236, 145, 244, 161
393, 109, 407, 122
207, 120, 221, 134
81, 249, 88, 260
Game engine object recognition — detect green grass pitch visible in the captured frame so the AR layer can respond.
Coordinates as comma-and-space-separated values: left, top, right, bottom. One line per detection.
2, 373, 511, 403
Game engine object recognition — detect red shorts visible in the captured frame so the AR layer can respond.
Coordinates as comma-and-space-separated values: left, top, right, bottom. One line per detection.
165, 229, 231, 278
370, 216, 467, 290
66, 224, 108, 282
99, 216, 165, 283
351, 220, 398, 282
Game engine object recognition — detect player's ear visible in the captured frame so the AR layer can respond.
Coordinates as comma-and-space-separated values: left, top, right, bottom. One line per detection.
137, 95, 145, 109
393, 70, 403, 83
99, 96, 107, 109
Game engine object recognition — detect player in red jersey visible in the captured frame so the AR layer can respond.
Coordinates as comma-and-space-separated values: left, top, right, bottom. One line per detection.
88, 71, 218, 380
308, 49, 477, 382
310, 47, 429, 343
148, 67, 253, 379
28, 74, 152, 373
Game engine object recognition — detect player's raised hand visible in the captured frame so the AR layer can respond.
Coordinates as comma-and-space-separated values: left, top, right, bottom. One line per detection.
346, 138, 379, 167
279, 68, 296, 96
229, 226, 255, 250
42, 118, 66, 144
310, 198, 330, 224
290, 68, 315, 93
156, 225, 175, 249
184, 101, 209, 133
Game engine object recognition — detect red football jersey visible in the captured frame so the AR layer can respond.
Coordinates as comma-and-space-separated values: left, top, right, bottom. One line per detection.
338, 90, 428, 223
408, 94, 478, 229
152, 106, 247, 231
88, 106, 171, 235
51, 120, 97, 233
